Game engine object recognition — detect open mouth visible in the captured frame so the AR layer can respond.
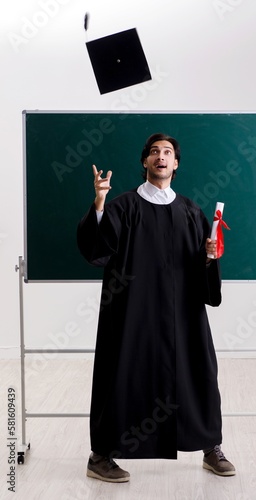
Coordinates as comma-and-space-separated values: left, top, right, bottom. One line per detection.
156, 165, 166, 169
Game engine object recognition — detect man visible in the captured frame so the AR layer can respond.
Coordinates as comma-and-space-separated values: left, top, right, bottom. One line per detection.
77, 133, 236, 483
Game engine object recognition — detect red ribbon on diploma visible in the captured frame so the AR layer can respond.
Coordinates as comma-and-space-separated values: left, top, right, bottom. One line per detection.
214, 209, 230, 258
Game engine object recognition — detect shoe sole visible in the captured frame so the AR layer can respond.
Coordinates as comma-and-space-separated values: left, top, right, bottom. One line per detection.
203, 462, 236, 476
87, 468, 130, 483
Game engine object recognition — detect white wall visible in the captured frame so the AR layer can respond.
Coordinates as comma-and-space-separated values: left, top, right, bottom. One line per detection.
1, 0, 256, 359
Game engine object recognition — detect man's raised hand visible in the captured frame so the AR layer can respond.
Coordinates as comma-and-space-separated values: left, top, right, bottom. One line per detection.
92, 164, 112, 211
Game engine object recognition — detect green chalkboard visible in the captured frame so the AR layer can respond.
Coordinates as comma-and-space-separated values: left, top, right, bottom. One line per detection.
23, 111, 256, 281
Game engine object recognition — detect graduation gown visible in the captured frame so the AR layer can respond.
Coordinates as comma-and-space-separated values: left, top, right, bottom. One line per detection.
77, 189, 222, 460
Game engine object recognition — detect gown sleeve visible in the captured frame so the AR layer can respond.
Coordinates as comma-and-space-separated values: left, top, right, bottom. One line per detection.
204, 259, 222, 307
77, 203, 121, 267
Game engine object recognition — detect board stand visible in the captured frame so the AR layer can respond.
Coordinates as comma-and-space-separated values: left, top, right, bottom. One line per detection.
15, 256, 93, 464
15, 257, 30, 464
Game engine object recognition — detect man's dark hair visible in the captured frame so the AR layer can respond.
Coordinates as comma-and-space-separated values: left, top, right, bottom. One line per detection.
140, 133, 181, 181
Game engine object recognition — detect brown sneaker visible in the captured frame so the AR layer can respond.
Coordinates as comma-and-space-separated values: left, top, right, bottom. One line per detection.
87, 452, 130, 483
203, 445, 236, 476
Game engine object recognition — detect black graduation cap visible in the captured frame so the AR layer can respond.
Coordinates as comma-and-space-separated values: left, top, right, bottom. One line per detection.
86, 28, 152, 94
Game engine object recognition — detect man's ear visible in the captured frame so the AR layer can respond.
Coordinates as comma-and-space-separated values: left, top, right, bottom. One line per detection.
174, 159, 178, 170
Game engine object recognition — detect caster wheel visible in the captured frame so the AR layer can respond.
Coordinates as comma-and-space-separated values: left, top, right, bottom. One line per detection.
17, 455, 24, 464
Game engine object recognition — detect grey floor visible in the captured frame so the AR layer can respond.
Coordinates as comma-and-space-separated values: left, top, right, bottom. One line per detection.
0, 358, 255, 500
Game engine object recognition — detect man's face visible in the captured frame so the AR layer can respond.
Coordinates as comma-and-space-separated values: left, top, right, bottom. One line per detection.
143, 140, 178, 185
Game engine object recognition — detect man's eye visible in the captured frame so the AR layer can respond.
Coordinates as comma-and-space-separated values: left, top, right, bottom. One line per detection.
151, 149, 158, 155
165, 150, 171, 155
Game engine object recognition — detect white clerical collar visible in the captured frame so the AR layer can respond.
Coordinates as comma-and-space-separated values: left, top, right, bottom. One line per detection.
145, 181, 171, 198
137, 181, 176, 205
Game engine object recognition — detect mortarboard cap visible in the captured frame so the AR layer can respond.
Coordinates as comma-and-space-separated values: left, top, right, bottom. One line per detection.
86, 28, 152, 94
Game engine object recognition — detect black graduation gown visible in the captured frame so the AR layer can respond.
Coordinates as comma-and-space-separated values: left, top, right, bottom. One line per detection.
77, 190, 222, 460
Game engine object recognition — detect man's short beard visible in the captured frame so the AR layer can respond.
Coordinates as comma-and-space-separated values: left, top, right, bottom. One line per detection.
148, 170, 173, 181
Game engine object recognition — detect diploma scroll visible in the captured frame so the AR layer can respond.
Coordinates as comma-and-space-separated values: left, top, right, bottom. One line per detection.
207, 202, 230, 259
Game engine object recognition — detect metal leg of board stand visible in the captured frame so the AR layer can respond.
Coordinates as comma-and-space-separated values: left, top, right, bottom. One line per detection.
15, 256, 93, 464
15, 256, 30, 464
